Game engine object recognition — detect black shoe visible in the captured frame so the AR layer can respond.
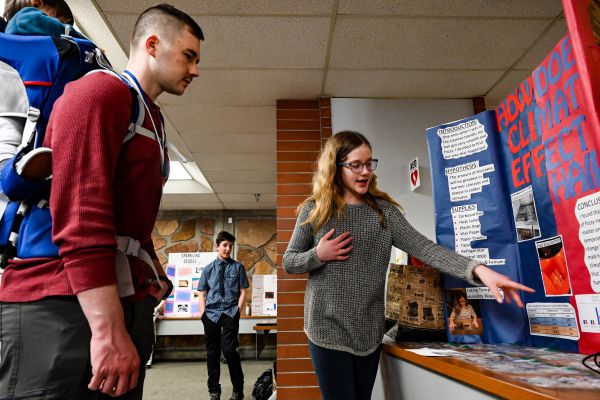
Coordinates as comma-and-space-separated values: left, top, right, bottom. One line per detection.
229, 392, 244, 400
209, 393, 221, 400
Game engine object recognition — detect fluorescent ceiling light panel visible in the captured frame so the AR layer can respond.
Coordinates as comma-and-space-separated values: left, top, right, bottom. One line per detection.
164, 160, 213, 194
169, 161, 192, 180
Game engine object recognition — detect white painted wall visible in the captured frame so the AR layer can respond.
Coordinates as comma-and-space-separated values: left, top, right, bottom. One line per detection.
331, 98, 473, 241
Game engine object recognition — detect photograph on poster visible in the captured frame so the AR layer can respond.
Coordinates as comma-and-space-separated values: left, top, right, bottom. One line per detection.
535, 235, 572, 296
445, 289, 483, 336
178, 279, 189, 288
511, 186, 541, 241
175, 290, 193, 302
177, 304, 189, 313
192, 277, 201, 290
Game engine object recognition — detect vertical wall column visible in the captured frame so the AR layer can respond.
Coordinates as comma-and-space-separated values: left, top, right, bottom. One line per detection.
276, 98, 331, 400
472, 96, 486, 113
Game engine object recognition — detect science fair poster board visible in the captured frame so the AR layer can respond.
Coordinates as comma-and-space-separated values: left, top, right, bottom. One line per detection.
251, 274, 277, 316
164, 252, 217, 318
426, 0, 600, 354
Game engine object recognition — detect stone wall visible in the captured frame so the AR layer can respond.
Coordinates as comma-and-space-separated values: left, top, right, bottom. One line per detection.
235, 218, 277, 312
153, 217, 215, 265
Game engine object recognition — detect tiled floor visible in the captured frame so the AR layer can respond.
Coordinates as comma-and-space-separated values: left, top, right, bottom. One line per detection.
143, 359, 274, 399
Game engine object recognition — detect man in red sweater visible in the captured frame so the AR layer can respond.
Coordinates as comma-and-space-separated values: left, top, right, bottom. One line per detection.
0, 4, 203, 399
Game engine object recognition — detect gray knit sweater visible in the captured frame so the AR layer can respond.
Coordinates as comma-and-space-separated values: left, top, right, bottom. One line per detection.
283, 199, 481, 356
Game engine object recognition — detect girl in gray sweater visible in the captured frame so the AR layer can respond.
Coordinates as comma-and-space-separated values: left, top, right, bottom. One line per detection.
283, 130, 533, 400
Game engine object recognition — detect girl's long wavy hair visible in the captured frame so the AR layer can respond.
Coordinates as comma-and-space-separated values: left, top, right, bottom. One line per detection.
299, 130, 401, 232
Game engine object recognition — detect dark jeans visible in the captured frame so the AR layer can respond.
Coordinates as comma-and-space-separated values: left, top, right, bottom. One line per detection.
0, 296, 156, 400
202, 312, 244, 395
308, 340, 381, 400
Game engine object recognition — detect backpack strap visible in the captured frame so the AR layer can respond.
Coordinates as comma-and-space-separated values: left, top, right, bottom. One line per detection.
115, 235, 162, 297
86, 69, 167, 176
85, 68, 143, 143
20, 107, 40, 150
121, 70, 166, 168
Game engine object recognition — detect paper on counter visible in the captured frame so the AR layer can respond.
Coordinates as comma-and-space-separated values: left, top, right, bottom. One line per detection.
406, 348, 460, 357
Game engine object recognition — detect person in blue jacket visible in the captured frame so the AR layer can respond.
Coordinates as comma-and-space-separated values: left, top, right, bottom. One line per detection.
4, 0, 75, 27
0, 0, 86, 176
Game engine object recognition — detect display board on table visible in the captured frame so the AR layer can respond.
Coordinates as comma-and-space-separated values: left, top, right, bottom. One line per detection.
426, 0, 600, 353
252, 274, 277, 316
164, 252, 217, 318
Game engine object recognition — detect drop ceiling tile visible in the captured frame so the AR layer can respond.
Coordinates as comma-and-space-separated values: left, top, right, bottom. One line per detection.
220, 193, 276, 203
338, 0, 563, 18
101, 13, 133, 52
325, 69, 505, 98
196, 16, 331, 68
485, 69, 533, 107
159, 69, 323, 106
99, 14, 334, 69
161, 192, 220, 203
184, 133, 275, 154
329, 17, 552, 70
163, 180, 213, 194
98, 0, 334, 15
515, 18, 567, 69
203, 169, 275, 183
162, 105, 275, 134
211, 182, 275, 194
192, 153, 275, 171
160, 194, 223, 210
221, 202, 277, 210
160, 202, 224, 210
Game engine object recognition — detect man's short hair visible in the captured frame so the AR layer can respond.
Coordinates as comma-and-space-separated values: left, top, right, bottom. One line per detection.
216, 231, 236, 245
131, 3, 204, 45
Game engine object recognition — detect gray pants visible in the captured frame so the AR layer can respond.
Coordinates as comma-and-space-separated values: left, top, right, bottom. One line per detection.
0, 296, 156, 400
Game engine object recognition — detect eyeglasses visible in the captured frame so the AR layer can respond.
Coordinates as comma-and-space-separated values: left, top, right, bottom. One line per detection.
337, 159, 378, 173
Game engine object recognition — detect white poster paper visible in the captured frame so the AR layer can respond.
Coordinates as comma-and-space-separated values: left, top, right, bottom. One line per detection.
451, 204, 505, 265
164, 252, 217, 317
575, 294, 600, 333
575, 190, 600, 292
466, 287, 504, 300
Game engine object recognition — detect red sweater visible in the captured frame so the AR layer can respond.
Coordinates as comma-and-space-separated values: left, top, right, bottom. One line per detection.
0, 73, 166, 301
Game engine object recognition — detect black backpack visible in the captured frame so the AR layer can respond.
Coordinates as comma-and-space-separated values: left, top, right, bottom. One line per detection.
252, 369, 273, 400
